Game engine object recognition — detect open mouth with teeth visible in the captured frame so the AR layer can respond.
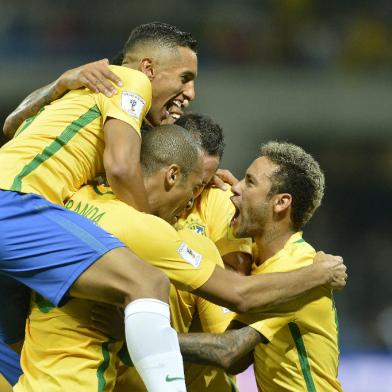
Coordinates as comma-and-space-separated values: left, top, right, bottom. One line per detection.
231, 203, 241, 226
165, 99, 183, 121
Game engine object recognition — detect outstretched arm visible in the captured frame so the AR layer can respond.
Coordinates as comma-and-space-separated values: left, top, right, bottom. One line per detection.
3, 59, 122, 139
194, 251, 347, 313
179, 320, 262, 372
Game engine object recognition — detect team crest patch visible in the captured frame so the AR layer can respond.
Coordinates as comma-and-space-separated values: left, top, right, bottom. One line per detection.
177, 242, 202, 268
188, 223, 206, 235
121, 92, 145, 120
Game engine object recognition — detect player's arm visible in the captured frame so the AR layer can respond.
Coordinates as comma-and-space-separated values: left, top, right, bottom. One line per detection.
3, 59, 122, 139
193, 251, 347, 313
179, 320, 261, 372
103, 118, 149, 212
222, 252, 253, 275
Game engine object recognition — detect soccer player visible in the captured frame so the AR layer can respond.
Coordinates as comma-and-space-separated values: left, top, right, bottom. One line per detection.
14, 131, 347, 391
174, 114, 251, 391
116, 113, 252, 391
179, 142, 344, 391
0, 22, 199, 391
175, 113, 253, 274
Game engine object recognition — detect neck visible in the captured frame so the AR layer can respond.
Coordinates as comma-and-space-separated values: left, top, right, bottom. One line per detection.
254, 224, 295, 265
143, 176, 159, 216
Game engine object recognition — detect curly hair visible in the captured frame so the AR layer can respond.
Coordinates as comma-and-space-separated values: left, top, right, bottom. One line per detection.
260, 141, 325, 230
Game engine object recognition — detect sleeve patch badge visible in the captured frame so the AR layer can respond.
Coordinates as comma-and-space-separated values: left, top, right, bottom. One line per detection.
177, 242, 202, 268
221, 306, 232, 314
121, 91, 146, 120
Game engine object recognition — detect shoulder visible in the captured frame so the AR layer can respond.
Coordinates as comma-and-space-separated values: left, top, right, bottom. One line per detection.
281, 236, 316, 269
109, 65, 151, 87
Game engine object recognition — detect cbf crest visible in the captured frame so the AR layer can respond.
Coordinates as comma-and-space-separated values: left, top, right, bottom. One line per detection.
186, 218, 206, 236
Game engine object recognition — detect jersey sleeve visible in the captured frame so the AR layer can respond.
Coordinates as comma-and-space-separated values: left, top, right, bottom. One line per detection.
235, 240, 316, 341
235, 311, 294, 342
98, 66, 152, 135
193, 252, 234, 333
204, 188, 252, 256
104, 207, 217, 292
197, 296, 234, 333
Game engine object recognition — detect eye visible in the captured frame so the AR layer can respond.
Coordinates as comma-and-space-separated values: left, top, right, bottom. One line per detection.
245, 175, 255, 187
181, 73, 194, 84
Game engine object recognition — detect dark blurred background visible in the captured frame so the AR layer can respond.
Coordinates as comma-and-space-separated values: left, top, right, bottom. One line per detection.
1, 1, 391, 390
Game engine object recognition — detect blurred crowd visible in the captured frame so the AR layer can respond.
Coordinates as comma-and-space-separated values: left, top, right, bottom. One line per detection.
0, 0, 391, 70
0, 0, 391, 356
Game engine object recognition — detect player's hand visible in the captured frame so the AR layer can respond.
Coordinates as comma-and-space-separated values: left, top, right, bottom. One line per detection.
57, 59, 123, 97
211, 169, 239, 191
90, 303, 125, 340
314, 251, 347, 290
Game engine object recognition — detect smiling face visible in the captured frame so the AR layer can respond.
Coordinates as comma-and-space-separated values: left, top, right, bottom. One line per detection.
146, 46, 197, 126
230, 157, 280, 238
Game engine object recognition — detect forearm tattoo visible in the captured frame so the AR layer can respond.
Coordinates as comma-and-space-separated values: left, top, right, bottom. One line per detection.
4, 81, 62, 138
179, 326, 262, 368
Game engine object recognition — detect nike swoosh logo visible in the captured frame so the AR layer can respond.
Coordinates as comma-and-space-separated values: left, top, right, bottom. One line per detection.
165, 375, 185, 383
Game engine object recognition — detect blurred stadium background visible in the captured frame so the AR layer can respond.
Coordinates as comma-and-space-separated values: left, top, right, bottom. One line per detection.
0, 1, 391, 391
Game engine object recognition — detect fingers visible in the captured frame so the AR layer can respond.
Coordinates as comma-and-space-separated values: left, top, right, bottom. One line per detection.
314, 251, 343, 265
63, 58, 124, 97
329, 263, 348, 290
82, 61, 122, 97
330, 279, 347, 290
211, 174, 228, 191
215, 169, 239, 186
210, 169, 239, 191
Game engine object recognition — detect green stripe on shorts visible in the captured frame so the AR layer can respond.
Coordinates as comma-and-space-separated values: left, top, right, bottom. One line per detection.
97, 338, 114, 392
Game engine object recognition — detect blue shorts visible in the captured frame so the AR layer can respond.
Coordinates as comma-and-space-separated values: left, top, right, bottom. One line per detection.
0, 190, 125, 343
0, 342, 22, 385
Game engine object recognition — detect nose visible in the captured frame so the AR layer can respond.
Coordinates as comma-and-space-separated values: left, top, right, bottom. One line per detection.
231, 179, 243, 196
184, 80, 195, 102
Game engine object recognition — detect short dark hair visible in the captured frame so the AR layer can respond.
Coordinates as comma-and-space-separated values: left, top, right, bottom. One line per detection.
176, 113, 225, 158
260, 141, 325, 231
110, 51, 124, 65
123, 22, 198, 57
141, 124, 201, 179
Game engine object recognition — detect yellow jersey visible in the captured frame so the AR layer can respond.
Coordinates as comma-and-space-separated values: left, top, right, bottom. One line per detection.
65, 184, 218, 291
66, 185, 243, 391
176, 186, 252, 256
0, 66, 151, 205
16, 184, 224, 392
0, 375, 12, 392
122, 273, 236, 392
175, 186, 250, 391
236, 233, 342, 392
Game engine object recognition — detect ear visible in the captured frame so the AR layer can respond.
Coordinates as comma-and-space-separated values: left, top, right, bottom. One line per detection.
273, 193, 292, 214
139, 58, 155, 80
164, 164, 181, 190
